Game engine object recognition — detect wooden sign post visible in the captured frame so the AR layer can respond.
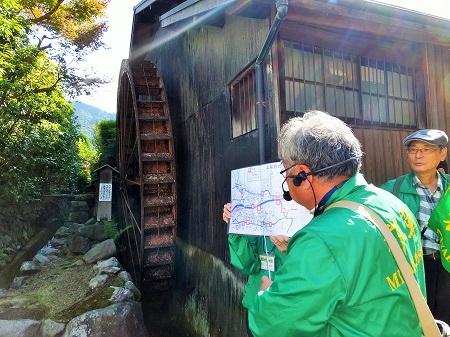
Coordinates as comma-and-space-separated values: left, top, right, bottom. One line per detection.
93, 165, 118, 221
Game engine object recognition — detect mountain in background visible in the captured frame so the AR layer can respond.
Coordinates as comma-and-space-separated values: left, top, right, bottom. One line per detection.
72, 101, 115, 140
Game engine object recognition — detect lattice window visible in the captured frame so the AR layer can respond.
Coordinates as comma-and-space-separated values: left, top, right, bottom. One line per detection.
283, 41, 419, 128
230, 66, 256, 138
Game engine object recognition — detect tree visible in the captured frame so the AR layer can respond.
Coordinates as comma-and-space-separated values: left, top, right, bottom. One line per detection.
19, 0, 110, 95
77, 132, 99, 187
93, 119, 116, 169
0, 0, 111, 204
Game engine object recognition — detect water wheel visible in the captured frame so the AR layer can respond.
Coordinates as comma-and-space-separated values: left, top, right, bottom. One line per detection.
116, 59, 176, 292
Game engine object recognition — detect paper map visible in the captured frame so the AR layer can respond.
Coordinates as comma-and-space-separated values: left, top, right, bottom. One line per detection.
229, 161, 312, 236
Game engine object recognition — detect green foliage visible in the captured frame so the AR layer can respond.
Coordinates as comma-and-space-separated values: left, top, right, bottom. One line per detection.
100, 218, 130, 242
18, 0, 111, 97
76, 132, 99, 186
93, 119, 116, 169
0, 0, 111, 207
0, 95, 81, 201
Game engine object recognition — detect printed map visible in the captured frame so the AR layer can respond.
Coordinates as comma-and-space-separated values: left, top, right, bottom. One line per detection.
229, 161, 312, 236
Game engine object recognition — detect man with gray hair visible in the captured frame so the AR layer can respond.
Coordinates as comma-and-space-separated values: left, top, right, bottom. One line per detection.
381, 128, 450, 324
248, 111, 426, 337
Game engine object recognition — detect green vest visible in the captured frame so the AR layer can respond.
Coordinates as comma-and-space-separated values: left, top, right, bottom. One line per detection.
228, 234, 286, 309
380, 171, 450, 215
249, 174, 426, 337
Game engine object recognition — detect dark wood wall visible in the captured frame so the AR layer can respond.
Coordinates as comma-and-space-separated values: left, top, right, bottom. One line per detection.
144, 15, 273, 262
424, 44, 450, 133
137, 2, 450, 260
353, 127, 411, 186
131, 2, 450, 334
142, 10, 450, 259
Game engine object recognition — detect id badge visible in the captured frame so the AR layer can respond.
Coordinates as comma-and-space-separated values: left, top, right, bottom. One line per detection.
260, 253, 275, 272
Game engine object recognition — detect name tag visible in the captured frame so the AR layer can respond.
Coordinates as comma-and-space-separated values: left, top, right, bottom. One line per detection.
260, 254, 275, 272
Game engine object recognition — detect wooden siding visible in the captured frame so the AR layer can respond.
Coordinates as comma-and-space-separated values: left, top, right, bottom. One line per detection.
353, 127, 411, 186
144, 14, 273, 262
423, 43, 450, 173
286, 0, 450, 47
138, 3, 450, 264
425, 44, 450, 131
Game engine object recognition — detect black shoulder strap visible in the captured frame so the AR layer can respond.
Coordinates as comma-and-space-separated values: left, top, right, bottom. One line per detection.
393, 174, 406, 197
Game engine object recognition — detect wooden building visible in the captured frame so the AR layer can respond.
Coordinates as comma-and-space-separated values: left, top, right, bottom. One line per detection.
117, 0, 450, 335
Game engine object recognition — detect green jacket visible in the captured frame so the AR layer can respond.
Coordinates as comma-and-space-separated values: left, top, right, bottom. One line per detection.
248, 173, 426, 337
228, 234, 286, 309
380, 171, 450, 215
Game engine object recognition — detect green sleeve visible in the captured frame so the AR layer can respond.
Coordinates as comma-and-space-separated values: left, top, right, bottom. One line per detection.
248, 232, 346, 337
228, 234, 261, 276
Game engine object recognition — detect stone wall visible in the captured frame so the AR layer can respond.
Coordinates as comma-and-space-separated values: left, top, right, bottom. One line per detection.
0, 193, 149, 337
0, 194, 95, 287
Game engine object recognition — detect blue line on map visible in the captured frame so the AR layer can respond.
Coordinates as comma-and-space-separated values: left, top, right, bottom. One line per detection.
231, 198, 279, 213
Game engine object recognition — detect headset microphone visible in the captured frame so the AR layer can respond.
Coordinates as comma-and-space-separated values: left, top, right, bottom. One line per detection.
283, 189, 292, 201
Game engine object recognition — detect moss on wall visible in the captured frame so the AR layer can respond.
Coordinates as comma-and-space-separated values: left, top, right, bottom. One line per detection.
171, 238, 248, 337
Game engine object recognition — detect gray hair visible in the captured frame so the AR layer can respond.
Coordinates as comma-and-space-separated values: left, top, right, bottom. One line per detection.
278, 111, 362, 180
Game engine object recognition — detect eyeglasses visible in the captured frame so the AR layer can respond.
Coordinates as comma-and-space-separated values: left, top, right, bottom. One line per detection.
280, 164, 296, 178
406, 148, 440, 155
280, 164, 296, 201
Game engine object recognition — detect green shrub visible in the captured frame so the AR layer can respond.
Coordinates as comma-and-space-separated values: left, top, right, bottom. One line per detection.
100, 218, 130, 242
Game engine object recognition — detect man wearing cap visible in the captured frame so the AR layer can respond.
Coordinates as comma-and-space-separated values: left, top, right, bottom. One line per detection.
381, 129, 450, 323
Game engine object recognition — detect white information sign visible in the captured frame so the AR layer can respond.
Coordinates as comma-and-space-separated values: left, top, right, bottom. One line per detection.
229, 161, 312, 237
99, 183, 112, 201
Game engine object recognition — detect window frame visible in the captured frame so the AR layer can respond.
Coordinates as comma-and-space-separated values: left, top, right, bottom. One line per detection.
229, 64, 257, 139
280, 36, 425, 129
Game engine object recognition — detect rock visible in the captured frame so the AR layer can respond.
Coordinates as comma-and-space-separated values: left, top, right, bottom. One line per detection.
67, 211, 89, 224
89, 274, 109, 290
108, 287, 134, 303
78, 224, 106, 242
65, 223, 83, 234
94, 257, 120, 270
70, 201, 89, 211
0, 319, 41, 337
34, 253, 50, 265
40, 319, 65, 337
53, 227, 71, 239
0, 195, 148, 336
72, 259, 85, 267
68, 236, 91, 254
117, 271, 132, 283
19, 261, 41, 276
10, 276, 25, 289
39, 247, 61, 257
85, 217, 97, 225
98, 266, 121, 275
83, 239, 117, 264
61, 302, 149, 337
50, 238, 65, 249
125, 281, 141, 302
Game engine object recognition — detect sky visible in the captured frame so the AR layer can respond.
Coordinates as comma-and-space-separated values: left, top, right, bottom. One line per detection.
75, 0, 450, 114
75, 0, 135, 113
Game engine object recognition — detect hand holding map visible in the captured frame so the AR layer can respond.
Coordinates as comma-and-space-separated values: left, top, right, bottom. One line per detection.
229, 161, 312, 237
